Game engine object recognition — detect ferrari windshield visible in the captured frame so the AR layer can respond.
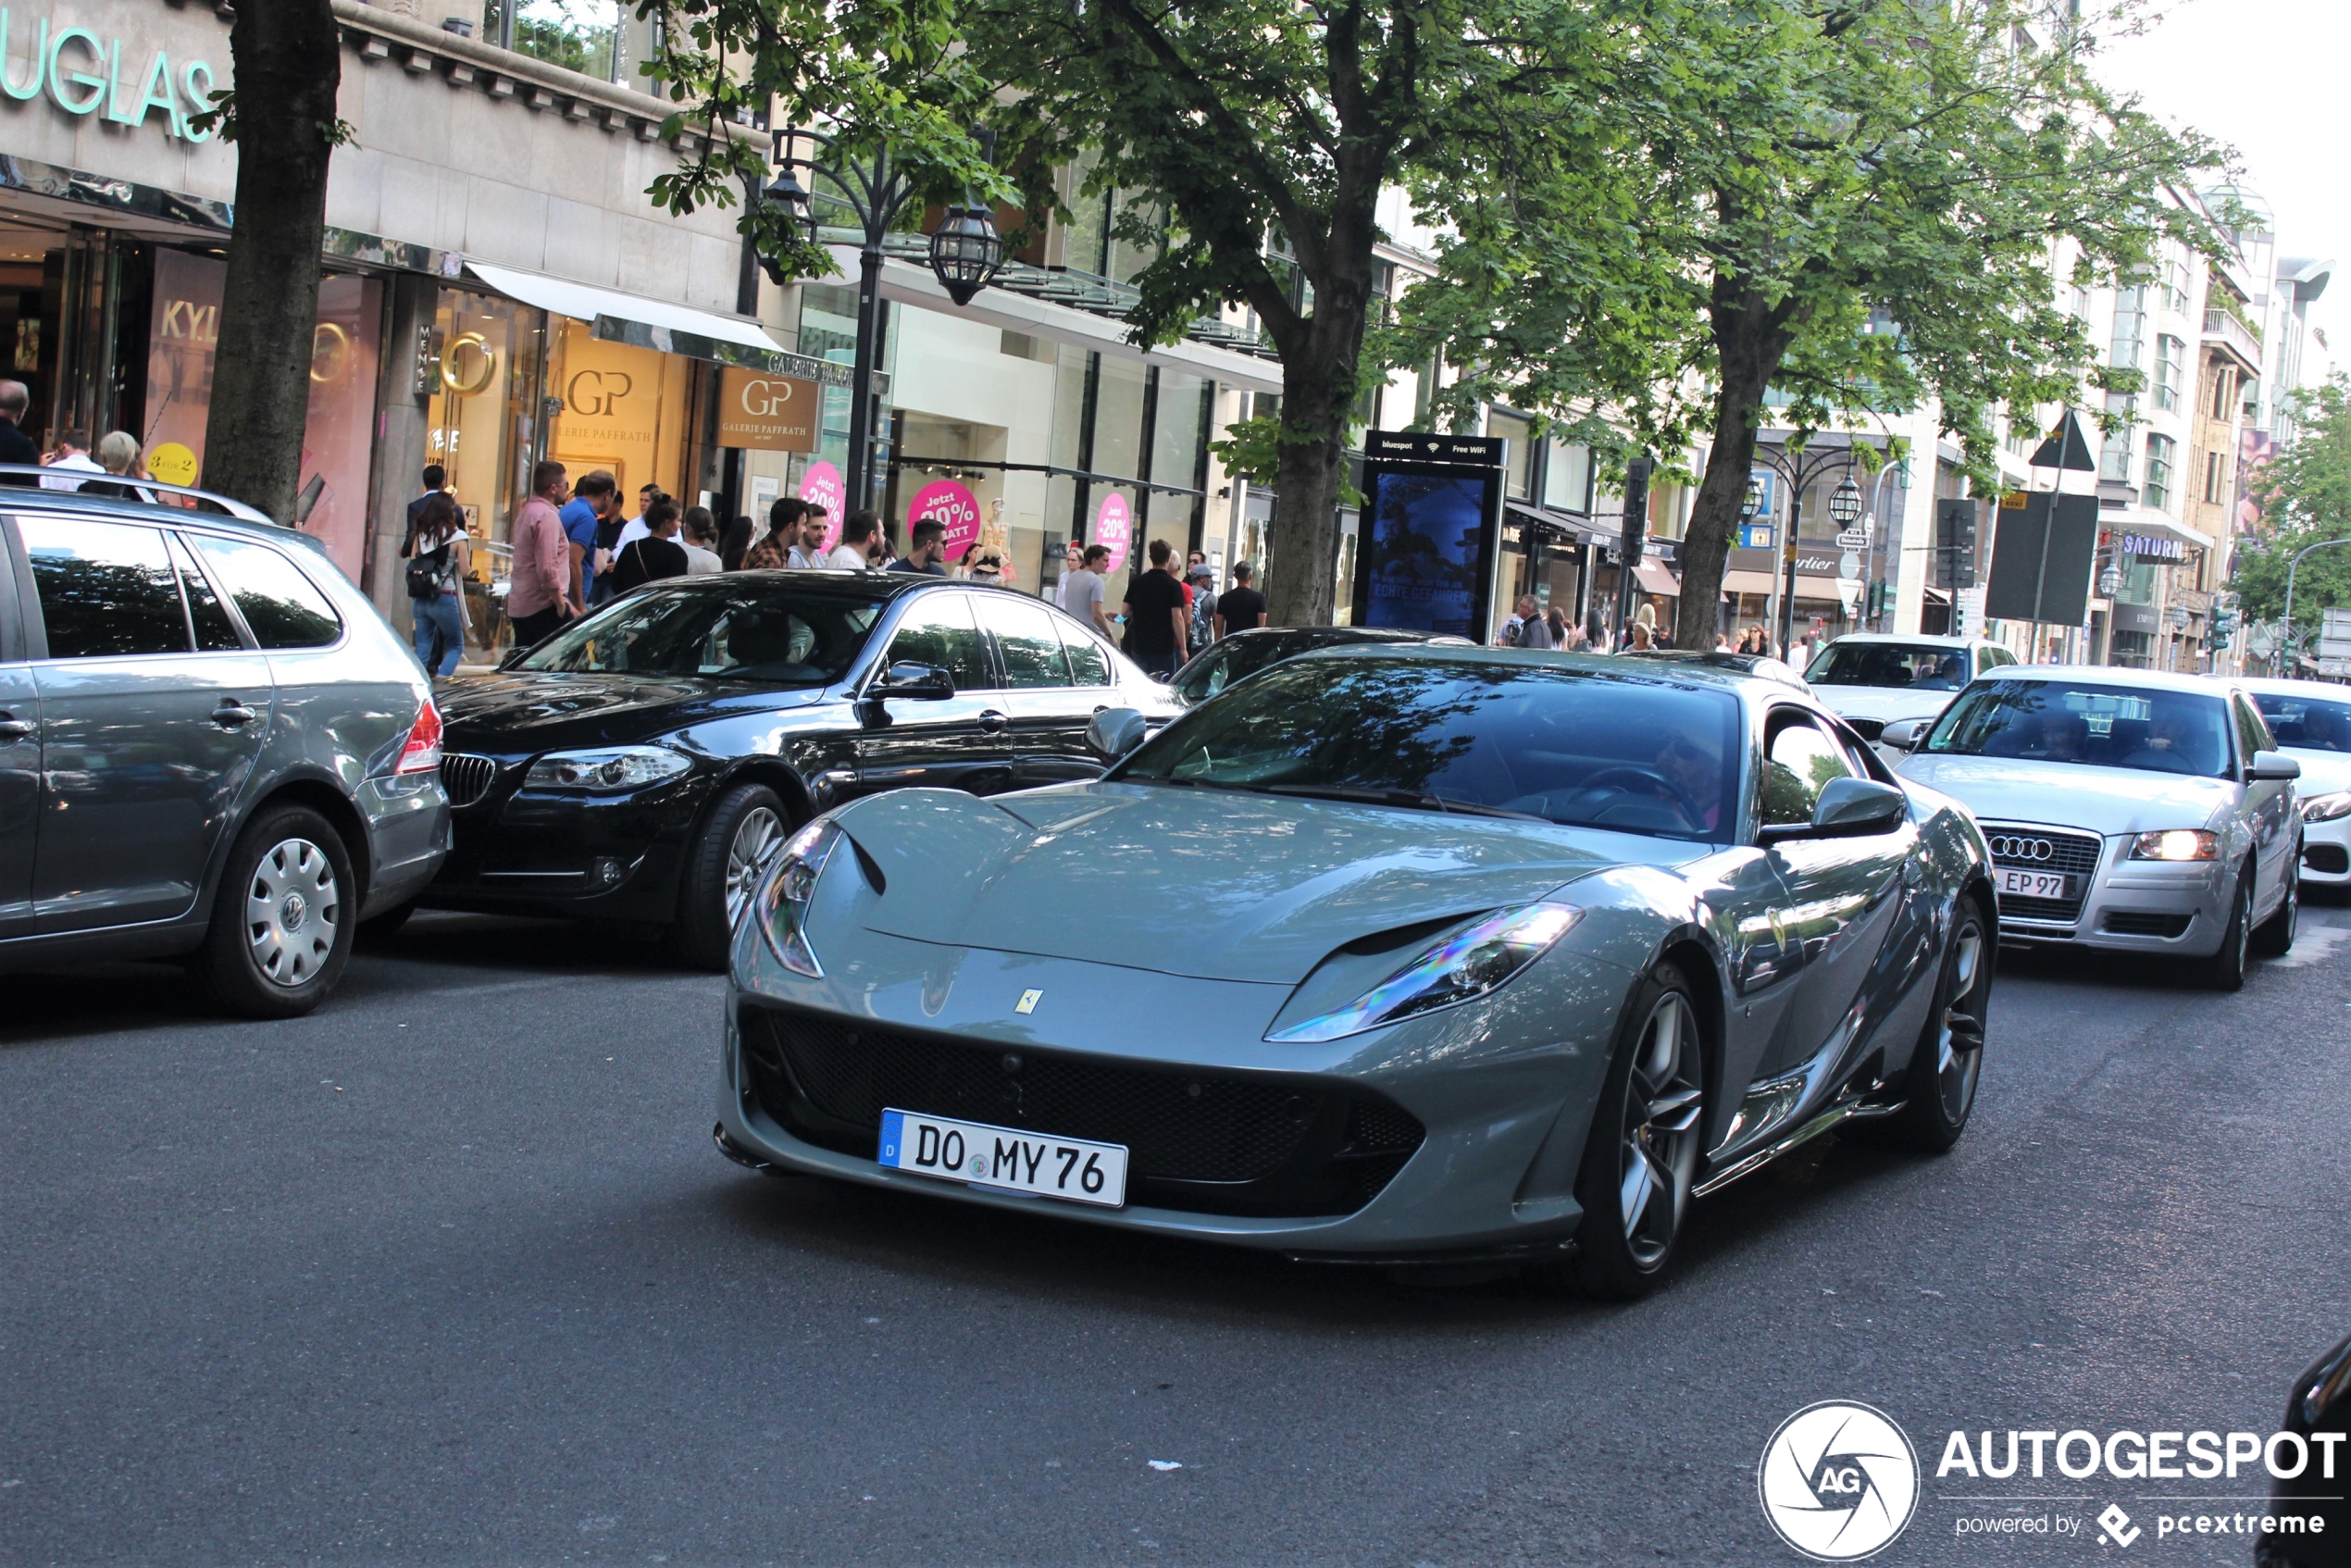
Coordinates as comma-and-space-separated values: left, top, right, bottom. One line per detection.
1923, 679, 2234, 778
517, 583, 883, 684
1120, 657, 1744, 841
1807, 642, 1971, 690
2252, 691, 2351, 753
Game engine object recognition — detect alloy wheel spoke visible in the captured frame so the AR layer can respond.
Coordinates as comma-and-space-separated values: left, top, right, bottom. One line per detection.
1618, 1138, 1657, 1241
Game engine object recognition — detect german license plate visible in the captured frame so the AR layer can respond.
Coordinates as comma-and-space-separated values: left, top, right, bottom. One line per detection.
1996, 866, 2072, 900
877, 1108, 1127, 1208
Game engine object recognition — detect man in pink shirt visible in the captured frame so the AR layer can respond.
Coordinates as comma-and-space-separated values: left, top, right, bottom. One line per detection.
507, 459, 577, 648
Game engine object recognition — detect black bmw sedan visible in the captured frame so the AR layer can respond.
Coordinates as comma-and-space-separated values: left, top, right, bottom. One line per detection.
422, 572, 1179, 966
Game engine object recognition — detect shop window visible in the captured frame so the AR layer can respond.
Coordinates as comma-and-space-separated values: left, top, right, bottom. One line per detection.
549, 320, 692, 515
145, 251, 381, 582
2145, 433, 2175, 513
424, 288, 547, 575
2098, 397, 2137, 485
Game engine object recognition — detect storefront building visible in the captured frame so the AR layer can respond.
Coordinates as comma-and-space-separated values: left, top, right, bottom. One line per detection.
0, 0, 820, 650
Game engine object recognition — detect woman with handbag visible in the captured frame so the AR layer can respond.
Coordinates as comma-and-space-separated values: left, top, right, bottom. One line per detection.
404, 492, 471, 677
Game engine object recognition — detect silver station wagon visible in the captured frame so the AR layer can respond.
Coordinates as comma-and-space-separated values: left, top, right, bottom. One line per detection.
0, 475, 448, 1015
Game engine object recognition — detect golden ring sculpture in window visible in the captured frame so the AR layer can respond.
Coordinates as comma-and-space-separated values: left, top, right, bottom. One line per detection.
439, 330, 497, 397
309, 322, 352, 386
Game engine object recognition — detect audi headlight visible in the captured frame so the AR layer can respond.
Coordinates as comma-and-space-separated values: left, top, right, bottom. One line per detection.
523, 746, 692, 792
2302, 790, 2351, 823
2129, 828, 2219, 862
756, 818, 840, 976
1268, 902, 1584, 1044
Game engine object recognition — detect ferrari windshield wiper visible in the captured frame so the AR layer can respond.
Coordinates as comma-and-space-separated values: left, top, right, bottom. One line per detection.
1251, 784, 1546, 821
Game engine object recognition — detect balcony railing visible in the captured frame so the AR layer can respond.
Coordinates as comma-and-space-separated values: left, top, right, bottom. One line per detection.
2202, 307, 2263, 367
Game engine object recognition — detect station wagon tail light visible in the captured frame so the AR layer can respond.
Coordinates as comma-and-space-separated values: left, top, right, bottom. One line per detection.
1268, 902, 1585, 1044
394, 698, 442, 775
2129, 829, 2218, 862
757, 818, 840, 975
2303, 791, 2351, 823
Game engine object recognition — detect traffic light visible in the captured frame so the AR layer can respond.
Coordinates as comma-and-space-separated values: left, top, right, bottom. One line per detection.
2209, 608, 2237, 645
1935, 499, 1979, 591
1865, 579, 1889, 619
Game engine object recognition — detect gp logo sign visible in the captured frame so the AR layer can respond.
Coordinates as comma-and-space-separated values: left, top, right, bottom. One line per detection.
1759, 1401, 1921, 1561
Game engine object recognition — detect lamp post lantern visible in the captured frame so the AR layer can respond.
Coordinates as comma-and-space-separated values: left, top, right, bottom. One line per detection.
1827, 476, 1864, 527
765, 127, 1006, 513
1748, 440, 1872, 655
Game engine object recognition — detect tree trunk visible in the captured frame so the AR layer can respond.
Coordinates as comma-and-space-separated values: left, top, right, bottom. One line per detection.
1261, 263, 1373, 627
1674, 281, 1792, 651
202, 0, 342, 524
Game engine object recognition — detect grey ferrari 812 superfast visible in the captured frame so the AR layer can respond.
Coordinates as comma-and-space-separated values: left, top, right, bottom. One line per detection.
716, 646, 1996, 1295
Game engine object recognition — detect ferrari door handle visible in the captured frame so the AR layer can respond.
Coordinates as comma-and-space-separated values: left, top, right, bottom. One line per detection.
0, 715, 30, 740
211, 700, 259, 729
977, 709, 1010, 733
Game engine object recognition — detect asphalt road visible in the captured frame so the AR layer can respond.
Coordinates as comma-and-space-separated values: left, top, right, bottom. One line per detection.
4, 902, 2347, 1568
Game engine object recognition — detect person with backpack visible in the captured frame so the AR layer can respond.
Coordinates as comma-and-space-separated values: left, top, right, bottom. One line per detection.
404, 492, 471, 677
1187, 561, 1218, 650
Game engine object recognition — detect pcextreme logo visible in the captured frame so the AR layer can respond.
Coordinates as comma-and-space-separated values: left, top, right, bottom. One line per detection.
1759, 1401, 1922, 1562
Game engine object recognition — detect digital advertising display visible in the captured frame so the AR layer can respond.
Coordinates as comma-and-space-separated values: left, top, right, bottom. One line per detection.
1350, 461, 1502, 638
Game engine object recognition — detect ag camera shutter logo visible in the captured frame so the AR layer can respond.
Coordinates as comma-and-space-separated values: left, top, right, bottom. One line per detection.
1759, 1401, 1921, 1561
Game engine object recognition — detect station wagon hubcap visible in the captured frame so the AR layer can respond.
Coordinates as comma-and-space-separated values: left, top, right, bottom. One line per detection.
247, 838, 339, 988
1619, 990, 1704, 1268
1936, 922, 1987, 1123
725, 806, 784, 928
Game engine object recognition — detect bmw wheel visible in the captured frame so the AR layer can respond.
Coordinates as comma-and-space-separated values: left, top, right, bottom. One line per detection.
669, 781, 788, 971
1557, 963, 1707, 1300
1870, 897, 1991, 1153
195, 804, 356, 1019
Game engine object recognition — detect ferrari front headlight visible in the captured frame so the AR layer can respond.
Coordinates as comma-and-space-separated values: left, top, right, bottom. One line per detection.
2302, 790, 2351, 823
756, 818, 840, 975
2129, 828, 2219, 862
1267, 902, 1585, 1044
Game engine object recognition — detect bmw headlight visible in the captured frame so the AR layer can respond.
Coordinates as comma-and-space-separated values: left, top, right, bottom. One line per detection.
2303, 790, 2351, 823
756, 818, 840, 976
1268, 902, 1585, 1044
523, 746, 692, 792
2129, 828, 2219, 862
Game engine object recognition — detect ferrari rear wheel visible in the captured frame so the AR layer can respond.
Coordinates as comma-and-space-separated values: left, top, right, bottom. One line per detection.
1550, 963, 1706, 1300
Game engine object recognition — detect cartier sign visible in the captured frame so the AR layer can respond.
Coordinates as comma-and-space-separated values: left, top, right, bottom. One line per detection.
717, 367, 818, 453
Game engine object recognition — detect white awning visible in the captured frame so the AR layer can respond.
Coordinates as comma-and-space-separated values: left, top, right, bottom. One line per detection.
462, 259, 817, 375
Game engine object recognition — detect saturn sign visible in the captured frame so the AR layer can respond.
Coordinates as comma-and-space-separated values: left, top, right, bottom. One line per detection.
718, 367, 818, 452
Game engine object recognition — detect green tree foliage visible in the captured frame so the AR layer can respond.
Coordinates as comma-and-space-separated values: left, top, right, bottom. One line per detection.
2229, 377, 2351, 637
637, 0, 1009, 288
954, 0, 1613, 625
1397, 0, 2228, 647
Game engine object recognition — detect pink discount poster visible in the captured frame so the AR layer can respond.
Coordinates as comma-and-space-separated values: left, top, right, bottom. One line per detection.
1095, 492, 1132, 574
799, 461, 844, 550
907, 479, 983, 561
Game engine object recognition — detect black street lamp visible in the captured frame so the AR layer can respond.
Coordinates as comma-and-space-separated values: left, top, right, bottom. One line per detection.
1747, 440, 1871, 655
765, 126, 1007, 511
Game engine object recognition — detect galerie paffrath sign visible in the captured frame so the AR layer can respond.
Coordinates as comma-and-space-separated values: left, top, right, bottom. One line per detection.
0, 6, 221, 142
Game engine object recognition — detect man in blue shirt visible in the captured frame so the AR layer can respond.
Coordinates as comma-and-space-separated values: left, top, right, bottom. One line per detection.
889, 517, 950, 576
561, 470, 616, 606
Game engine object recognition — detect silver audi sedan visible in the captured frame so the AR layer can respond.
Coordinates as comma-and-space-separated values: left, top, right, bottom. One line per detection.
1884, 666, 2301, 988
